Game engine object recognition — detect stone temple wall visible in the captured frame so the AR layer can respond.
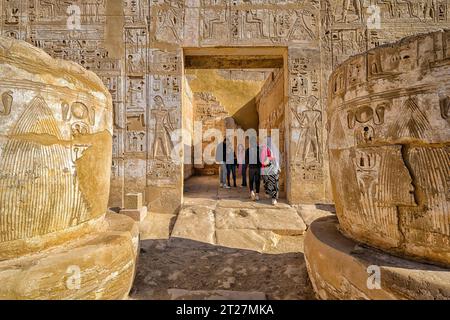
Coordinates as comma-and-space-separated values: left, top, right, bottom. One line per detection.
256, 68, 286, 193
1, 1, 449, 214
182, 76, 195, 180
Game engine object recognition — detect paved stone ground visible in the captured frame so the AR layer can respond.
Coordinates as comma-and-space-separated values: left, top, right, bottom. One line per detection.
130, 176, 335, 300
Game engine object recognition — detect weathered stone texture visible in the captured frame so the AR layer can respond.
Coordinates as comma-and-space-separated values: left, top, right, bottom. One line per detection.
0, 214, 139, 300
304, 216, 450, 300
1, 0, 450, 300
328, 30, 450, 266
2, 0, 448, 212
0, 35, 112, 247
0, 36, 137, 299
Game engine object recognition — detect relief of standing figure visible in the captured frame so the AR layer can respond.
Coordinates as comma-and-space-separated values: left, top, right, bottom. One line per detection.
151, 95, 174, 159
291, 95, 322, 163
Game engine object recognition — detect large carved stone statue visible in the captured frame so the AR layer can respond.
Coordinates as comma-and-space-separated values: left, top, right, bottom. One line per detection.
304, 30, 450, 299
0, 36, 138, 299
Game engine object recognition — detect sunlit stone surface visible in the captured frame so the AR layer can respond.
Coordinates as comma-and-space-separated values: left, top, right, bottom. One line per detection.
328, 30, 450, 266
305, 31, 450, 300
0, 36, 138, 299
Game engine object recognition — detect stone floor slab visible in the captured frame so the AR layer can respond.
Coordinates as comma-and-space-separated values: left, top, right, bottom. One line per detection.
215, 207, 306, 235
140, 213, 176, 240
215, 229, 271, 252
171, 205, 216, 245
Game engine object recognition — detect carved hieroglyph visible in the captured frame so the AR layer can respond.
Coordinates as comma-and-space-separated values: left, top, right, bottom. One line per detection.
0, 36, 138, 299
328, 30, 450, 266
2, 0, 449, 213
0, 36, 113, 244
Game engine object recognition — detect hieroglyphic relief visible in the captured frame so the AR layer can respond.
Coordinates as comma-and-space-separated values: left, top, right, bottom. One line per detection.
323, 0, 450, 67
347, 102, 388, 145
1, 1, 447, 213
0, 37, 138, 300
328, 30, 450, 266
256, 68, 288, 192
288, 48, 323, 189
146, 83, 181, 189
0, 0, 124, 207
148, 0, 183, 209
440, 94, 450, 120
125, 27, 147, 76
199, 1, 319, 45
0, 90, 12, 115
192, 91, 229, 175
149, 48, 181, 74
291, 95, 322, 163
151, 95, 176, 159
126, 113, 146, 153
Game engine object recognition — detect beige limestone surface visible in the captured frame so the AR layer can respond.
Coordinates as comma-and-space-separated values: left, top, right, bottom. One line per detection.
304, 216, 450, 300
0, 36, 137, 300
4, 0, 448, 216
0, 214, 139, 300
130, 175, 333, 300
328, 30, 450, 266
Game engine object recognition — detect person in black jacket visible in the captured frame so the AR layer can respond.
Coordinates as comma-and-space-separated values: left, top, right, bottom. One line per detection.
215, 138, 227, 188
245, 136, 261, 200
225, 140, 237, 188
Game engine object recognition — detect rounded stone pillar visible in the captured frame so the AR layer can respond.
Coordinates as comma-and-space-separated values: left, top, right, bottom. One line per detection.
327, 30, 450, 266
0, 36, 138, 299
304, 30, 450, 300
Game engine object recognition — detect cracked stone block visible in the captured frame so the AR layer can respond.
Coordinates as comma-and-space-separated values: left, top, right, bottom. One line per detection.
171, 206, 216, 245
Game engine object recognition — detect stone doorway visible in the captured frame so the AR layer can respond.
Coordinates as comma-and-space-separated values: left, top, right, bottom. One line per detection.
181, 47, 288, 202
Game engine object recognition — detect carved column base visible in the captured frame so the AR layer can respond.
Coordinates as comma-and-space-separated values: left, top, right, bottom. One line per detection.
0, 214, 139, 300
304, 216, 450, 300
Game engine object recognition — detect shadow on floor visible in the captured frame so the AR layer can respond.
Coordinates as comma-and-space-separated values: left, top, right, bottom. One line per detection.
130, 237, 316, 300
315, 203, 336, 213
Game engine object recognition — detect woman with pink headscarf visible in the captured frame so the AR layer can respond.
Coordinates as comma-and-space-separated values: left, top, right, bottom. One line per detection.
260, 137, 281, 205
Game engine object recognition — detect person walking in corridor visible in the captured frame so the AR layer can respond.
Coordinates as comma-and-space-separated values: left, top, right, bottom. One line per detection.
237, 142, 247, 187
216, 137, 227, 188
246, 135, 261, 201
225, 140, 237, 188
260, 137, 281, 205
